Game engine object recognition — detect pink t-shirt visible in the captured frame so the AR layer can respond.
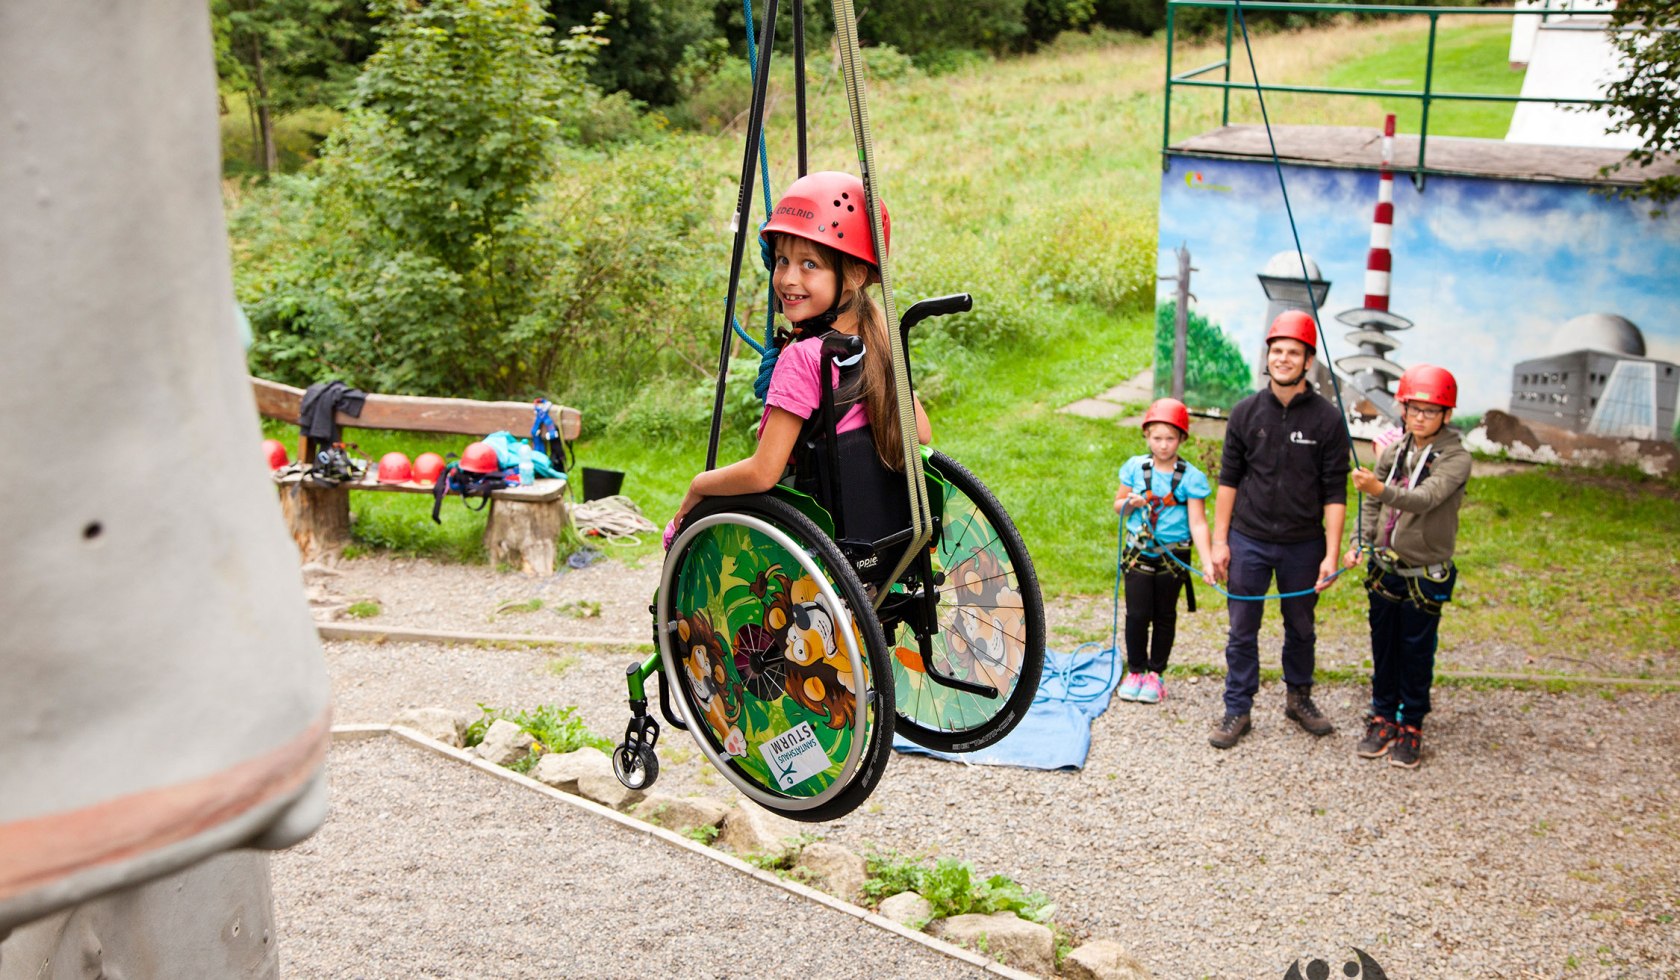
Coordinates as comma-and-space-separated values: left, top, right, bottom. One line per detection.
758, 336, 869, 437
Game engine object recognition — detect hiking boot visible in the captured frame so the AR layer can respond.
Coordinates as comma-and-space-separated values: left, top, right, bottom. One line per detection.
1137, 671, 1165, 704
1208, 712, 1251, 749
1357, 715, 1399, 758
1118, 672, 1145, 702
1285, 688, 1335, 737
1389, 725, 1422, 768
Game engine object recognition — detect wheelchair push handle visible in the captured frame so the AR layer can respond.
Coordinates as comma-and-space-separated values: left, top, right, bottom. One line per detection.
899, 293, 972, 337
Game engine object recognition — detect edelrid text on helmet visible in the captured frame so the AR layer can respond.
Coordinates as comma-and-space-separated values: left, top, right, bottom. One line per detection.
760, 171, 890, 270
1266, 310, 1318, 352
1397, 364, 1458, 408
1141, 397, 1191, 436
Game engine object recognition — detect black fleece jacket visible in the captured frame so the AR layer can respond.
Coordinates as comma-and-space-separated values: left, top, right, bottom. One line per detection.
1218, 384, 1350, 545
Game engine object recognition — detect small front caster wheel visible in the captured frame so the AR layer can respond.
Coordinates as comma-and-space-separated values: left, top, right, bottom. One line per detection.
612, 743, 659, 790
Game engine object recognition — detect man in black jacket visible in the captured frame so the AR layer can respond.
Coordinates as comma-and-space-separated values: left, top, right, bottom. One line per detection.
1208, 311, 1350, 749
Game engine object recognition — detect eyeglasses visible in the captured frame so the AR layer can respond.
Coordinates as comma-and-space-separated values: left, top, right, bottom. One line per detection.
1404, 404, 1445, 419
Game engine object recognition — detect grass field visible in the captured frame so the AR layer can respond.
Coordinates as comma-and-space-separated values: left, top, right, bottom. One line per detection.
250, 17, 1680, 672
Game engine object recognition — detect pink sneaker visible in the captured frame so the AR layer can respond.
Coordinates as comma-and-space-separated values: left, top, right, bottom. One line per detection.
1117, 672, 1145, 702
1136, 671, 1165, 704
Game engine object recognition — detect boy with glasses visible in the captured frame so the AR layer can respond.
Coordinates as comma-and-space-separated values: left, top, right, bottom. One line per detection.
1343, 364, 1471, 768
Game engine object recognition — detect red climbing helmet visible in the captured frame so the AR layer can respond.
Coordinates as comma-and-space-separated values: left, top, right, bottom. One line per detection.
412, 452, 446, 486
459, 441, 501, 475
1141, 397, 1191, 436
1396, 364, 1458, 409
1265, 310, 1318, 352
761, 171, 890, 270
376, 451, 413, 484
260, 438, 289, 471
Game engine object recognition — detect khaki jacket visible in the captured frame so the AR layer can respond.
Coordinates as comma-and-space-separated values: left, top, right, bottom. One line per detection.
1358, 426, 1471, 566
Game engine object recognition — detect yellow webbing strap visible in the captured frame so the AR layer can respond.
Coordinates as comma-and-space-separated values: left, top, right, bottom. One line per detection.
830, 0, 931, 603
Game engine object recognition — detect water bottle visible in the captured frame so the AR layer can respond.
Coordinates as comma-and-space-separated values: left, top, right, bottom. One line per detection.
517, 443, 534, 487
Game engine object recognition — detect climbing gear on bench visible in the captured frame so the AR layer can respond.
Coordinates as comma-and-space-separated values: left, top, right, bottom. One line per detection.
429, 441, 513, 523
307, 443, 368, 487
413, 452, 446, 487
261, 438, 289, 471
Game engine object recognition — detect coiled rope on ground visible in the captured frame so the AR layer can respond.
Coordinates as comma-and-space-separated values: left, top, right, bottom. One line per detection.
570, 494, 658, 546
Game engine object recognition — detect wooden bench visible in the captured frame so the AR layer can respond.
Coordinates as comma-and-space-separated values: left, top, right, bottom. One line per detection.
251, 377, 583, 575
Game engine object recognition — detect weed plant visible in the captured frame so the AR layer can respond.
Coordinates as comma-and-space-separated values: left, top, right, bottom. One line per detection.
861, 850, 1054, 925
462, 703, 613, 757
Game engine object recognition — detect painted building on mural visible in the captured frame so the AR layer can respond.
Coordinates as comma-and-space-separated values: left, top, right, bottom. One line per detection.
1509, 313, 1680, 441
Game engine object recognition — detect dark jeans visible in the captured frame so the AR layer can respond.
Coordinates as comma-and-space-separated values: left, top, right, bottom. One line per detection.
1124, 563, 1185, 674
1222, 528, 1324, 715
1368, 564, 1457, 727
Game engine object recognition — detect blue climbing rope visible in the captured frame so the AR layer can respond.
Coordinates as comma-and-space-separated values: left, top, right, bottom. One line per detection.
1230, 0, 1370, 552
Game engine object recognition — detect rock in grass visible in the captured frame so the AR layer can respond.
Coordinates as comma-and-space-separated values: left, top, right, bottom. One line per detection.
716, 801, 805, 860
576, 773, 645, 811
1062, 939, 1154, 980
633, 794, 730, 835
793, 841, 866, 903
530, 746, 612, 793
391, 707, 470, 747
476, 718, 534, 767
929, 911, 1054, 975
878, 891, 934, 928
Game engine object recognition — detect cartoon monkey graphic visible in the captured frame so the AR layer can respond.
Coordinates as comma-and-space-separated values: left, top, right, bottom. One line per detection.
675, 611, 747, 756
943, 547, 1026, 692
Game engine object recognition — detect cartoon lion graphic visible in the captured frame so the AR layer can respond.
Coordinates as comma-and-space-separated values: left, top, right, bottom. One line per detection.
943, 546, 1026, 693
760, 571, 858, 730
674, 611, 747, 756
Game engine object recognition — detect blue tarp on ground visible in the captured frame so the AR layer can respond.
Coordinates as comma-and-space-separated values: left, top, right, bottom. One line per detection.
891, 645, 1123, 770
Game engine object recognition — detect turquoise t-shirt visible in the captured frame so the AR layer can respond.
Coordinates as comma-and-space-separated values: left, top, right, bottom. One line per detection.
1118, 454, 1211, 545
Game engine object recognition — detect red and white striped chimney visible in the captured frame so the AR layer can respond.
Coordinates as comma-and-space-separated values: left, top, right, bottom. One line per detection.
1363, 113, 1396, 312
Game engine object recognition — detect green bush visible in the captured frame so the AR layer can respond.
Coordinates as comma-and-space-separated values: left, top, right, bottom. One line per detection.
1153, 299, 1253, 409
462, 703, 613, 755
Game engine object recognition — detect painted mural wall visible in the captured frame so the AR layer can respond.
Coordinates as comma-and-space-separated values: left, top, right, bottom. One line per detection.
1155, 153, 1680, 467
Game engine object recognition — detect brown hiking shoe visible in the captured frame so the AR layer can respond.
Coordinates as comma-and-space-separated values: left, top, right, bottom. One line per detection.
1285, 688, 1334, 736
1208, 712, 1251, 749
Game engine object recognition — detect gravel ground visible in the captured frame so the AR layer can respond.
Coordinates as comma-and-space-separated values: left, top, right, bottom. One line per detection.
270, 738, 992, 980
290, 555, 1680, 978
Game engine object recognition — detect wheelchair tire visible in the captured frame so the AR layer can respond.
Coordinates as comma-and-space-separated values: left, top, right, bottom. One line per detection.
657, 493, 894, 822
890, 450, 1045, 753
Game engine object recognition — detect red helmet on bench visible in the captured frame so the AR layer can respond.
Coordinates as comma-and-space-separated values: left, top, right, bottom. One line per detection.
261, 438, 289, 470
376, 451, 413, 484
413, 452, 446, 486
459, 441, 501, 474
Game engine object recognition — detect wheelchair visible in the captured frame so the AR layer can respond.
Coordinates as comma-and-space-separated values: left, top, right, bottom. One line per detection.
613, 294, 1046, 821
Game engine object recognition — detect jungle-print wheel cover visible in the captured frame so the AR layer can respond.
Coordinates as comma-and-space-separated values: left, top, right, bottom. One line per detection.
661, 514, 873, 805
891, 488, 1029, 733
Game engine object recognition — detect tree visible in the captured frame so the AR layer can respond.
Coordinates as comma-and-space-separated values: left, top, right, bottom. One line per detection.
1599, 0, 1680, 209
1154, 300, 1251, 410
211, 0, 372, 172
546, 0, 720, 106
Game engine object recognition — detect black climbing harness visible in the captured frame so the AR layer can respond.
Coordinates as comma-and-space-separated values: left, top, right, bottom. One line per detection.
1123, 458, 1198, 612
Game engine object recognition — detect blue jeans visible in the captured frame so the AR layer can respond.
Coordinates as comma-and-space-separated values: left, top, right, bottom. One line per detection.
1222, 529, 1324, 716
1367, 563, 1457, 727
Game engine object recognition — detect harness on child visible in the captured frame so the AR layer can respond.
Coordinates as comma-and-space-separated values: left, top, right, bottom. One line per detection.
1123, 458, 1197, 613
1362, 436, 1452, 615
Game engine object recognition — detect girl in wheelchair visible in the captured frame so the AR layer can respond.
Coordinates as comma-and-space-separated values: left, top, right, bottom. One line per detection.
665, 170, 930, 561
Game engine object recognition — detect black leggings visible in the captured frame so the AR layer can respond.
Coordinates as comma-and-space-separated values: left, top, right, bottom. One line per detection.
1124, 564, 1185, 674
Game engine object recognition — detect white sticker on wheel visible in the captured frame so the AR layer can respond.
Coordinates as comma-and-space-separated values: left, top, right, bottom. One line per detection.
759, 721, 830, 790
